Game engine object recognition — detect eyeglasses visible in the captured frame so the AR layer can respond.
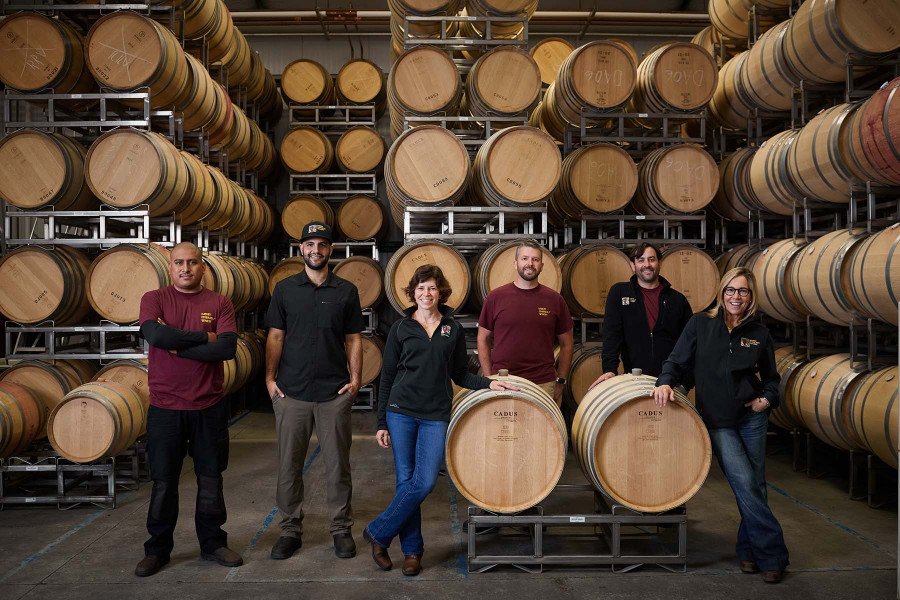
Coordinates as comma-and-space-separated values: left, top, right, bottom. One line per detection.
724, 287, 751, 298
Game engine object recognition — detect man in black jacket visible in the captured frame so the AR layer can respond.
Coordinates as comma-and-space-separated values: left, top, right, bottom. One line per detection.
590, 242, 693, 388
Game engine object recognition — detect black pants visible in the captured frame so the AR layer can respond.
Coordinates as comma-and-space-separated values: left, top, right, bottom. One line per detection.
144, 401, 230, 558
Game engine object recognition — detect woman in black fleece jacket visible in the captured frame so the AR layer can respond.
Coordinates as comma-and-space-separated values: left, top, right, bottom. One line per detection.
363, 265, 517, 576
653, 267, 789, 584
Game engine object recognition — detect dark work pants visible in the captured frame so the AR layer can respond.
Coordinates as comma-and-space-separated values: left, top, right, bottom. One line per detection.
144, 401, 230, 558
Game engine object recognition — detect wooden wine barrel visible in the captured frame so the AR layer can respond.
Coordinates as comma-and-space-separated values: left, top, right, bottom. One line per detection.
280, 126, 334, 174
0, 361, 80, 438
691, 26, 729, 60
660, 244, 719, 312
203, 254, 265, 314
204, 166, 236, 231
843, 223, 900, 325
790, 228, 870, 325
0, 382, 45, 458
565, 344, 603, 408
552, 143, 637, 218
710, 147, 759, 222
55, 359, 96, 385
360, 335, 385, 387
387, 0, 461, 44
0, 12, 95, 95
387, 46, 463, 138
752, 238, 808, 322
281, 195, 334, 239
559, 244, 633, 317
530, 38, 574, 86
335, 127, 386, 175
384, 242, 470, 313
740, 21, 796, 114
846, 366, 898, 468
180, 0, 220, 41
633, 145, 718, 214
86, 11, 191, 110
333, 256, 385, 310
447, 374, 566, 513
462, 0, 537, 39
281, 58, 334, 106
786, 103, 858, 204
789, 353, 868, 451
784, 0, 900, 85
0, 130, 96, 211
223, 335, 250, 395
336, 58, 386, 116
49, 381, 145, 463
630, 42, 718, 114
384, 125, 470, 226
257, 68, 284, 122
708, 51, 755, 131
709, 0, 753, 41
336, 195, 385, 241
85, 128, 189, 216
715, 243, 762, 277
573, 373, 711, 512
214, 104, 253, 163
769, 346, 806, 430
238, 190, 276, 244
220, 28, 253, 90
92, 360, 150, 425
268, 257, 306, 296
538, 41, 637, 140
87, 244, 171, 324
244, 50, 267, 102
244, 121, 277, 177
471, 126, 561, 207
844, 77, 900, 186
199, 0, 235, 63
0, 246, 92, 326
177, 150, 217, 226
176, 53, 220, 133
748, 129, 801, 216
471, 241, 562, 305
465, 46, 541, 121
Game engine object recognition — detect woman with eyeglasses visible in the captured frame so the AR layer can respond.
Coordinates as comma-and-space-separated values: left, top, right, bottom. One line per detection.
652, 267, 789, 584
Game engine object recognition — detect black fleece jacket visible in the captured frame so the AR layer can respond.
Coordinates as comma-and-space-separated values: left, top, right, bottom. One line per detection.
656, 310, 781, 428
377, 305, 491, 430
602, 275, 694, 377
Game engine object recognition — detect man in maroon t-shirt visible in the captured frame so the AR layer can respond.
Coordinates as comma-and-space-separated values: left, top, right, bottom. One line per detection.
477, 240, 574, 406
134, 242, 243, 577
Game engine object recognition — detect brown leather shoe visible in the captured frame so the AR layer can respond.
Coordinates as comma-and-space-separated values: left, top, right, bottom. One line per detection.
201, 546, 243, 567
762, 569, 784, 584
402, 554, 422, 576
363, 528, 392, 571
740, 560, 759, 574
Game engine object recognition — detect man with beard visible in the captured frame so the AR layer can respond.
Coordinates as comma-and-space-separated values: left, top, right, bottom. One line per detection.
135, 242, 241, 577
590, 242, 693, 388
265, 221, 364, 561
477, 240, 573, 406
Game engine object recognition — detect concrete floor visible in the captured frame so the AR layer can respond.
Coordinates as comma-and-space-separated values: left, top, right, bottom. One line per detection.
0, 410, 896, 600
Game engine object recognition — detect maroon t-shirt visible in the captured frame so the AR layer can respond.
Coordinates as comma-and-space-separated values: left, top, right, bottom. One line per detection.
139, 286, 237, 410
640, 284, 663, 331
479, 283, 573, 384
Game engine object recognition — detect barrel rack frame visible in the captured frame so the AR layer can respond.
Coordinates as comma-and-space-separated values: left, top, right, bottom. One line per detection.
466, 484, 687, 573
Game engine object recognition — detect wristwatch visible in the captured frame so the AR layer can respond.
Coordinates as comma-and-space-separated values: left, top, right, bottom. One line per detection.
555, 377, 568, 385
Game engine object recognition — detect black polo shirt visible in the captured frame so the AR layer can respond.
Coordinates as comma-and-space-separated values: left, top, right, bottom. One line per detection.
266, 270, 365, 402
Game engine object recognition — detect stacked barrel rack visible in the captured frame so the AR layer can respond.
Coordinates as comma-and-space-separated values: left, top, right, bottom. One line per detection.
0, 1, 281, 507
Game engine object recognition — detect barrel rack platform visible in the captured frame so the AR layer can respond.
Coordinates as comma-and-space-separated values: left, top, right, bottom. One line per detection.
466, 484, 687, 573
403, 206, 548, 252
0, 440, 147, 510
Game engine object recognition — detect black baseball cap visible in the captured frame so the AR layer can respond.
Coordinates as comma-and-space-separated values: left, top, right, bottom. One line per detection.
300, 221, 333, 243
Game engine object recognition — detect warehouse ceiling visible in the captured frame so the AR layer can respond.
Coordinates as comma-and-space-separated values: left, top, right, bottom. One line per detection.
226, 0, 710, 36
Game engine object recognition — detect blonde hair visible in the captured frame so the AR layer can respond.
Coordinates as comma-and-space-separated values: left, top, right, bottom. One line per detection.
706, 267, 758, 322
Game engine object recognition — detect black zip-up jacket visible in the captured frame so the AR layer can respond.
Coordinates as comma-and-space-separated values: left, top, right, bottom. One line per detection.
602, 275, 694, 377
656, 310, 781, 428
377, 305, 491, 430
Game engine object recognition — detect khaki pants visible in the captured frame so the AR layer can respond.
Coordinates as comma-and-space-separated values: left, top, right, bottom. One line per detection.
273, 392, 354, 537
537, 381, 559, 407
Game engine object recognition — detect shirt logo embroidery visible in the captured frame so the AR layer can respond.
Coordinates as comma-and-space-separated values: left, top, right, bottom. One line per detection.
538, 307, 550, 316
440, 324, 451, 337
740, 337, 760, 347
200, 312, 215, 324
622, 297, 637, 306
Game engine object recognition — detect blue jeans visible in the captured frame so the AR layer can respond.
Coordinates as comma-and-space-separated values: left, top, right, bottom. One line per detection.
708, 410, 789, 572
366, 412, 447, 556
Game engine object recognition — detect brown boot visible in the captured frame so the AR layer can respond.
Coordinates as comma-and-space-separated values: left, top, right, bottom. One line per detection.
363, 528, 392, 571
762, 569, 784, 584
740, 560, 759, 574
402, 554, 422, 576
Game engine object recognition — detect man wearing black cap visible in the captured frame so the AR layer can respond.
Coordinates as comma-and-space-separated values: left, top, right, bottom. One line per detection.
265, 221, 364, 560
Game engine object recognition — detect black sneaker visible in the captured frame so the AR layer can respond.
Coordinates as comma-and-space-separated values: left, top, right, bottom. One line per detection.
134, 555, 169, 577
270, 535, 302, 560
333, 532, 356, 559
